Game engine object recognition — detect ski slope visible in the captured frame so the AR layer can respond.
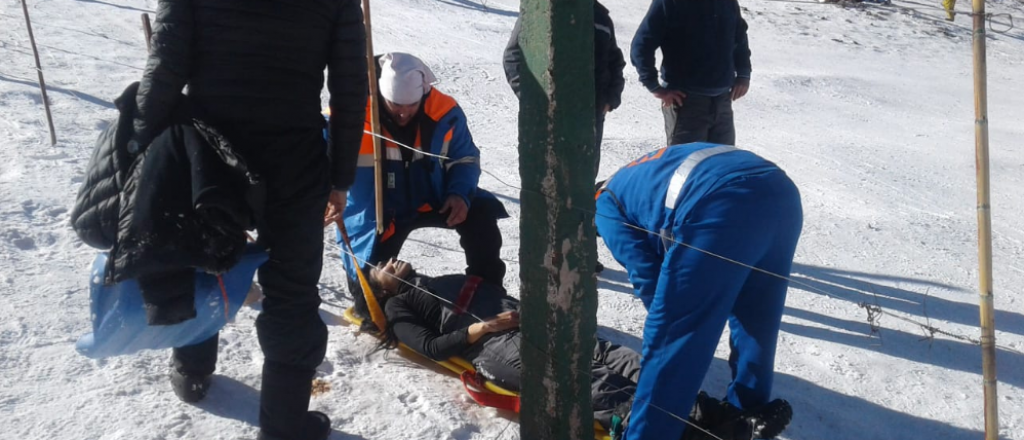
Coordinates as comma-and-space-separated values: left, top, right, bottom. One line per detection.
2, 0, 1023, 439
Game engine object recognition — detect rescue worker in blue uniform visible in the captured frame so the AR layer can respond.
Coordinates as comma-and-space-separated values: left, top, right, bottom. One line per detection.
595, 143, 801, 440
328, 53, 508, 323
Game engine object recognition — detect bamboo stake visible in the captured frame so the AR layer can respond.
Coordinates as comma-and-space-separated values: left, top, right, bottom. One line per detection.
970, 1, 999, 439
20, 0, 56, 146
361, 0, 385, 235
141, 13, 153, 52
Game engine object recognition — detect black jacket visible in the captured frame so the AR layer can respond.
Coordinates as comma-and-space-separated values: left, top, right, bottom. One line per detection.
134, 0, 368, 190
630, 0, 751, 94
502, 0, 627, 112
382, 273, 640, 431
72, 82, 257, 285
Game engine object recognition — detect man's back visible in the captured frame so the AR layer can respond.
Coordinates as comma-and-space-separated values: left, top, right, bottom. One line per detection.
136, 0, 367, 189
137, 0, 366, 144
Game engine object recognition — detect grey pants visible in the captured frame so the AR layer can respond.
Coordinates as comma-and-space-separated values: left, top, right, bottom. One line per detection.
662, 92, 735, 146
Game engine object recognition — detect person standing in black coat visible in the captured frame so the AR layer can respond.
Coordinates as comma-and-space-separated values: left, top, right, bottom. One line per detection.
502, 0, 626, 174
133, 1, 367, 439
631, 0, 751, 147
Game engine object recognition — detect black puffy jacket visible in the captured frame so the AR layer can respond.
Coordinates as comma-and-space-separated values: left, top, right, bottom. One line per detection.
134, 0, 368, 190
72, 82, 258, 285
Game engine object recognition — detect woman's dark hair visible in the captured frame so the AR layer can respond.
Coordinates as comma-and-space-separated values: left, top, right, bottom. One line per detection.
364, 268, 407, 354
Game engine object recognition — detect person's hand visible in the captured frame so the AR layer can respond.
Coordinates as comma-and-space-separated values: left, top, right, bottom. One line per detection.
603, 104, 611, 115
439, 194, 469, 227
468, 311, 520, 344
324, 189, 347, 227
653, 88, 686, 108
483, 311, 520, 333
732, 77, 750, 101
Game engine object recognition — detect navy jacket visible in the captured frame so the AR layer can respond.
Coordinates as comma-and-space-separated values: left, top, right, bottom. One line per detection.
630, 0, 751, 95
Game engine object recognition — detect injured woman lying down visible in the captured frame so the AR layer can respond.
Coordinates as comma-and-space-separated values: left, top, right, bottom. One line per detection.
362, 259, 792, 440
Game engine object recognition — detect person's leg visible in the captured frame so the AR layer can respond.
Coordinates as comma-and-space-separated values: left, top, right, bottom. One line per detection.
595, 110, 606, 176
592, 339, 641, 430
726, 172, 802, 409
454, 198, 506, 286
665, 95, 713, 146
707, 93, 736, 146
250, 129, 332, 440
169, 334, 219, 403
625, 175, 782, 440
172, 334, 219, 376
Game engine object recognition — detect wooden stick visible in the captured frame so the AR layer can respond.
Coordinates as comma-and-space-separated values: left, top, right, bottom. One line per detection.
141, 13, 153, 52
20, 0, 56, 146
971, 1, 999, 439
361, 0, 385, 235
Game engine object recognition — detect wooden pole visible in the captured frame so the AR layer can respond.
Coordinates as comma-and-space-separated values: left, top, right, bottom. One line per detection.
361, 0, 385, 235
970, 1, 999, 439
20, 0, 56, 146
141, 13, 153, 52
517, 0, 597, 438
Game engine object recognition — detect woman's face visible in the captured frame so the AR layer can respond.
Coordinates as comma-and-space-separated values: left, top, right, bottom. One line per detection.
374, 258, 413, 292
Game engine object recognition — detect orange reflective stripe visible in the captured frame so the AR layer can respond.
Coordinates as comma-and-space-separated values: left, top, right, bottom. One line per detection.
417, 203, 432, 213
422, 89, 458, 121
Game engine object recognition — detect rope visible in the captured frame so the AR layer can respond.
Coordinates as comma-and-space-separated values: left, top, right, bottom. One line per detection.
366, 131, 1024, 357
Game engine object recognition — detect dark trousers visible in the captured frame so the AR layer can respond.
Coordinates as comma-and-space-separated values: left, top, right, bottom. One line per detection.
595, 110, 607, 175
174, 126, 331, 440
662, 92, 735, 146
173, 334, 219, 376
350, 197, 506, 317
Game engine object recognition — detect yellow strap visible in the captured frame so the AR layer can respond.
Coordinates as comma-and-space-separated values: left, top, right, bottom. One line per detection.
337, 220, 387, 332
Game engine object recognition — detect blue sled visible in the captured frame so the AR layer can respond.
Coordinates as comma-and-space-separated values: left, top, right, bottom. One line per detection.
75, 246, 268, 359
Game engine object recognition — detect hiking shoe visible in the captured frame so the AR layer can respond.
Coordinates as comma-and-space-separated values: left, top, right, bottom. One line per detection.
595, 261, 605, 273
170, 370, 211, 403
256, 411, 331, 440
682, 392, 755, 440
746, 399, 792, 439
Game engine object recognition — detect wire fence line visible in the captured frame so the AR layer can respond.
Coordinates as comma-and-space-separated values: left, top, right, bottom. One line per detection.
355, 130, 1024, 357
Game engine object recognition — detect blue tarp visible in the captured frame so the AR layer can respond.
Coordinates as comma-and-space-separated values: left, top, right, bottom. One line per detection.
75, 246, 268, 359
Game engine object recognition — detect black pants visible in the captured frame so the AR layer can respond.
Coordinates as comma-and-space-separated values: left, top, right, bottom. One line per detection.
471, 335, 640, 431
662, 92, 735, 146
595, 110, 607, 176
350, 197, 506, 317
174, 126, 331, 440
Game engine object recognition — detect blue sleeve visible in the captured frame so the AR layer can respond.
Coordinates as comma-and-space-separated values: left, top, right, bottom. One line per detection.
630, 0, 670, 93
441, 107, 481, 207
595, 196, 662, 307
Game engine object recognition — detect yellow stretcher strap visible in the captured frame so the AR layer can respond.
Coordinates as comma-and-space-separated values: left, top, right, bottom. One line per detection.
336, 220, 387, 332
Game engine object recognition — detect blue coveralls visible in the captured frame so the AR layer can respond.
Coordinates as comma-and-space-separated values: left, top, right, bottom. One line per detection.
595, 143, 803, 440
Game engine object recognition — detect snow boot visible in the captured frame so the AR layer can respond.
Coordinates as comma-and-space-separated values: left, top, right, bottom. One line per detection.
170, 370, 211, 403
681, 391, 755, 440
256, 411, 331, 440
746, 398, 792, 439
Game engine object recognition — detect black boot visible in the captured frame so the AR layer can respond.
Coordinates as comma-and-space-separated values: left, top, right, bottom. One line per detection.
170, 369, 211, 403
681, 392, 755, 440
746, 399, 792, 439
257, 411, 331, 440
169, 335, 218, 403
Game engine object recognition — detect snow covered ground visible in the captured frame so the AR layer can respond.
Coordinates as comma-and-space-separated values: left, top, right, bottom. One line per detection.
2, 0, 1023, 439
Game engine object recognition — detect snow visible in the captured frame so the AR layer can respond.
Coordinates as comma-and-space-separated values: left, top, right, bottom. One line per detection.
2, 0, 1023, 439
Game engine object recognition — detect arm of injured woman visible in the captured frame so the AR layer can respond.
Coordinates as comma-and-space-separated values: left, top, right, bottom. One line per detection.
385, 290, 519, 361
